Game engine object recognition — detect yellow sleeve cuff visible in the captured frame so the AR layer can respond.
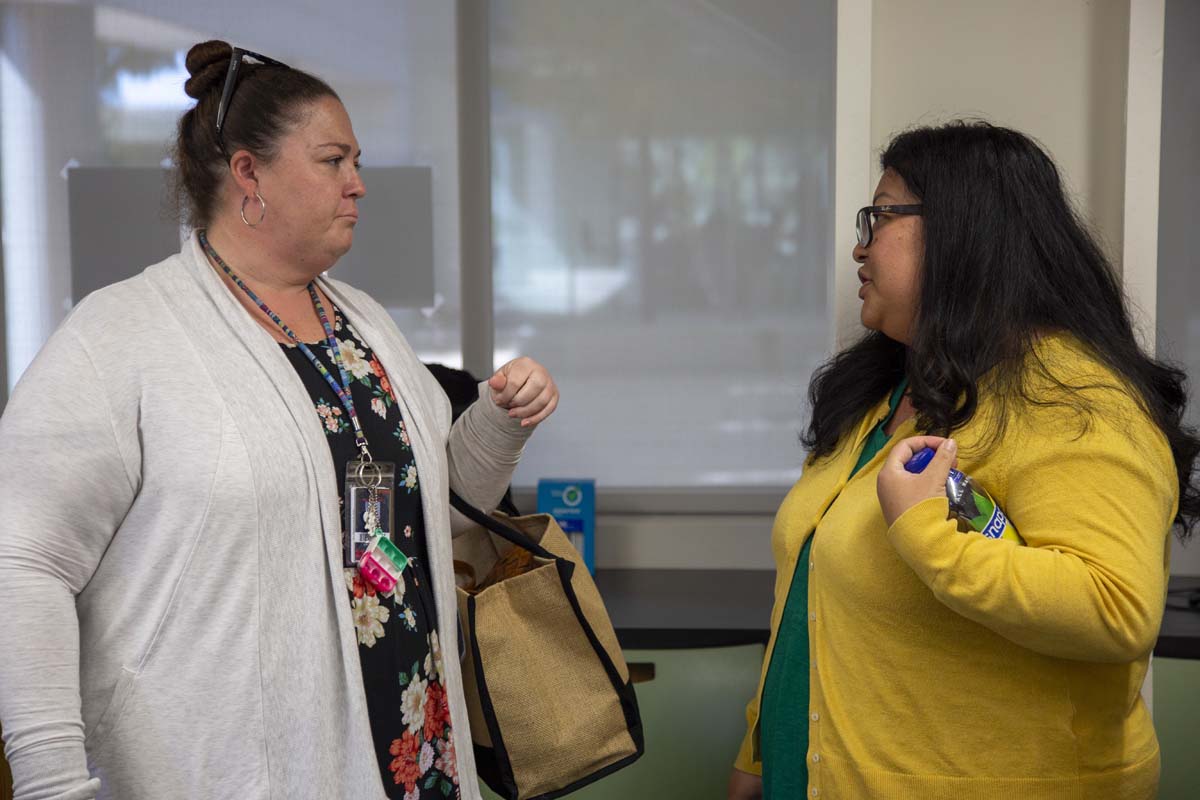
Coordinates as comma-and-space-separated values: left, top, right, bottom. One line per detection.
886, 496, 957, 567
734, 727, 762, 775
733, 693, 763, 775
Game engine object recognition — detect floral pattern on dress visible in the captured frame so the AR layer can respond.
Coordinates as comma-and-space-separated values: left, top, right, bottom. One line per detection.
435, 736, 458, 786
389, 638, 458, 796
352, 592, 390, 647
346, 568, 375, 597
389, 731, 422, 793
394, 420, 412, 449
423, 631, 443, 681
401, 674, 429, 734
401, 605, 418, 632
336, 337, 374, 384
316, 401, 348, 435
371, 356, 396, 418
401, 464, 419, 494
343, 563, 422, 646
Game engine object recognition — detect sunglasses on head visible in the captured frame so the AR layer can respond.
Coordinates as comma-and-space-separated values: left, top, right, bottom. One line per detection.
215, 47, 289, 142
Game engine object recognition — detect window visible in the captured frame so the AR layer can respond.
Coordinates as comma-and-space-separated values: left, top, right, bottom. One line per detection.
489, 0, 836, 496
2, 0, 837, 511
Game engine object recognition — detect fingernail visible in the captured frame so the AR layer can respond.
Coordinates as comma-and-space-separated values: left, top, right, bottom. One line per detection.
946, 439, 957, 453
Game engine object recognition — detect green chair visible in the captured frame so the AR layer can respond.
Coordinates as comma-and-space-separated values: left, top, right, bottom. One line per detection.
479, 643, 764, 799
1156, 657, 1200, 800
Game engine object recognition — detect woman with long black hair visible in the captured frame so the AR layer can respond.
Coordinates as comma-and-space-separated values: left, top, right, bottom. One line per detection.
728, 121, 1198, 800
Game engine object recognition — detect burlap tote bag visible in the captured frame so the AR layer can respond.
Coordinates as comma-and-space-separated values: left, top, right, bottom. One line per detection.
449, 491, 643, 799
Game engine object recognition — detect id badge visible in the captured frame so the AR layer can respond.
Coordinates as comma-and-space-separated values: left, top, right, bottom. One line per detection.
344, 460, 395, 567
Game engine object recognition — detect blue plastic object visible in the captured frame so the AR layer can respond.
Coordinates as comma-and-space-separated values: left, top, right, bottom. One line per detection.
904, 446, 937, 474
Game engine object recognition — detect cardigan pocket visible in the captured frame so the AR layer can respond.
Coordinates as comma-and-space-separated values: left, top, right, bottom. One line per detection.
85, 666, 138, 753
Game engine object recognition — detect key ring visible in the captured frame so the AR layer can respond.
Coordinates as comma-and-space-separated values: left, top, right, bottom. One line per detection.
355, 459, 384, 489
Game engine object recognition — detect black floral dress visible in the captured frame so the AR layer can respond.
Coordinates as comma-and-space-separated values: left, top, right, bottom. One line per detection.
281, 308, 460, 799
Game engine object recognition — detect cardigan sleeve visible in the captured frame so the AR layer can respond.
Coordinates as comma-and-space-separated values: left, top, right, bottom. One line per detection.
733, 693, 763, 775
444, 381, 534, 534
0, 325, 139, 800
322, 278, 536, 532
886, 388, 1175, 663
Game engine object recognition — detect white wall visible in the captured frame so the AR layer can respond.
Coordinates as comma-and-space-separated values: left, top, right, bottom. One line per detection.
830, 0, 1131, 348
870, 0, 1129, 246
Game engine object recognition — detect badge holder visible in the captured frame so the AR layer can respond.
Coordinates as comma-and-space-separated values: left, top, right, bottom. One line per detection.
347, 459, 412, 592
345, 459, 395, 568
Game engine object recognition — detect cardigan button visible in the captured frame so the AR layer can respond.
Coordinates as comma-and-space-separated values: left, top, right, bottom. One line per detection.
812, 752, 821, 763
810, 788, 820, 798
811, 711, 820, 722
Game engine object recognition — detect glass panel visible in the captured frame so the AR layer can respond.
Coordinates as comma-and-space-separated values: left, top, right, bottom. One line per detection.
490, 0, 835, 491
1157, 0, 1200, 574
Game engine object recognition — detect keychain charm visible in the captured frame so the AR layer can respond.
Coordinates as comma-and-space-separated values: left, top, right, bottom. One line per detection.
358, 533, 412, 594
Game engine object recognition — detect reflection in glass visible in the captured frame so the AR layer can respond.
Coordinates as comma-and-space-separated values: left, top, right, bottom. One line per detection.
490, 0, 835, 490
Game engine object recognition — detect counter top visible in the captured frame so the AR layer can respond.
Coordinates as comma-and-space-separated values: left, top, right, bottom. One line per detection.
596, 569, 1200, 660
596, 569, 774, 650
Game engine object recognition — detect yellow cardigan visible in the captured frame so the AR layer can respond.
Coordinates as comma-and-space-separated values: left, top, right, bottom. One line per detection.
736, 335, 1176, 800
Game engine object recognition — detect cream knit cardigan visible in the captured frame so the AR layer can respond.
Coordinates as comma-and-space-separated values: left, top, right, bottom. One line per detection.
0, 233, 530, 799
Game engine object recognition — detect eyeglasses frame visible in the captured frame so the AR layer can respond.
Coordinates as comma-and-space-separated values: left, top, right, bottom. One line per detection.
856, 204, 923, 248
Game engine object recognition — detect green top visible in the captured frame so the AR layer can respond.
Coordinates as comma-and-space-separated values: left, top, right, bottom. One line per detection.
760, 379, 908, 798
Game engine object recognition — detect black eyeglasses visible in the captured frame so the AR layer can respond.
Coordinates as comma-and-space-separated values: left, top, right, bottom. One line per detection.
215, 47, 289, 142
856, 204, 922, 248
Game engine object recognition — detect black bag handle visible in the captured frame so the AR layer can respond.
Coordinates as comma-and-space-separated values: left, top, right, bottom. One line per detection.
450, 489, 558, 560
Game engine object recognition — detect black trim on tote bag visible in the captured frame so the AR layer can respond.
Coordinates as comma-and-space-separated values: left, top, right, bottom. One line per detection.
449, 491, 644, 800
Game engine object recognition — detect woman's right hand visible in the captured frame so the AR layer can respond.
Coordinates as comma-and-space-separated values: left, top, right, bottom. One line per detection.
727, 768, 763, 800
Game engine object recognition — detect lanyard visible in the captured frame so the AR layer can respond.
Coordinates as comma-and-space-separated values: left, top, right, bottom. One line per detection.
199, 230, 375, 461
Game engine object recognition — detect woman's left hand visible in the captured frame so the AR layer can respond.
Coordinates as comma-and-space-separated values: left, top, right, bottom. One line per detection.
487, 357, 559, 428
877, 435, 957, 526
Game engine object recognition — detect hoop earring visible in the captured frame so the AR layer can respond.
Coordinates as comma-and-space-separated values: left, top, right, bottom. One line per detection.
240, 192, 267, 227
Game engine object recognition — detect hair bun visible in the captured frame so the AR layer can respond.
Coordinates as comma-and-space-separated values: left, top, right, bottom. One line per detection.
184, 40, 233, 100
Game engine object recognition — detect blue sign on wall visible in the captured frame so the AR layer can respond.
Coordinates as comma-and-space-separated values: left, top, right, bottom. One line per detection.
537, 479, 595, 574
